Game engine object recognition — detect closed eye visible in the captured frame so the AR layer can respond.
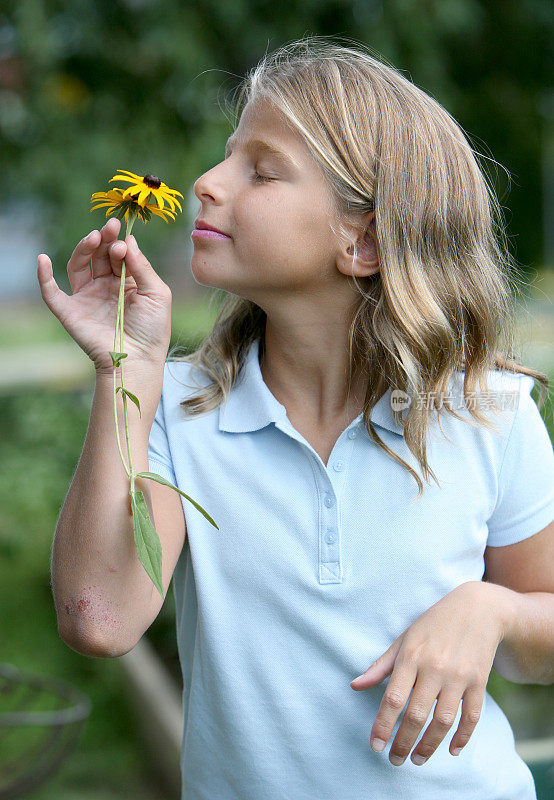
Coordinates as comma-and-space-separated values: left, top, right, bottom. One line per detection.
252, 171, 273, 183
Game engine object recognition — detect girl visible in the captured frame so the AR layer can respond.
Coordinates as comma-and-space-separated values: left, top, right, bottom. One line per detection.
40, 37, 554, 800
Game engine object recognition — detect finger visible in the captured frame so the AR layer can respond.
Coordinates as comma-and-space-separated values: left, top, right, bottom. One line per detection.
37, 252, 71, 321
106, 241, 138, 292
370, 659, 417, 756
107, 239, 131, 280
351, 637, 402, 690
66, 229, 101, 294
119, 234, 167, 296
402, 682, 461, 766
446, 684, 484, 758
90, 216, 122, 279
386, 673, 443, 766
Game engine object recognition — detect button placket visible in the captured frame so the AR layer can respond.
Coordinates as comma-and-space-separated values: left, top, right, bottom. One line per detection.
277, 417, 360, 584
318, 426, 360, 584
319, 484, 341, 583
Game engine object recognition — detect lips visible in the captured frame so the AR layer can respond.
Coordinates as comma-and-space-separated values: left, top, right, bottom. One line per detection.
193, 219, 230, 237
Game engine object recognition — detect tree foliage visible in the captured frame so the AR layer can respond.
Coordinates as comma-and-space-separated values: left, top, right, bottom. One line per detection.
0, 0, 551, 285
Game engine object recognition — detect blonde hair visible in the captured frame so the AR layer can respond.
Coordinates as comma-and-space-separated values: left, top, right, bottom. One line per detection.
169, 35, 549, 500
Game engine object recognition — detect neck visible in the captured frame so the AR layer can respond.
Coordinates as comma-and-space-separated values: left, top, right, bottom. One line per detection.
258, 319, 366, 424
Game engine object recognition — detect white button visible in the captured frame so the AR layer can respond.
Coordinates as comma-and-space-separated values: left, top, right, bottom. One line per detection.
324, 494, 334, 507
325, 531, 336, 544
333, 460, 344, 472
348, 429, 357, 439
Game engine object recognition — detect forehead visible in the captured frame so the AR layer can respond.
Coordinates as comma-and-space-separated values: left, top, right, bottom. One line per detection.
229, 99, 308, 160
236, 98, 297, 138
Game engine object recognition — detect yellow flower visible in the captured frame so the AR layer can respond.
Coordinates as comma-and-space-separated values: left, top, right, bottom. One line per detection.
90, 170, 184, 225
110, 169, 183, 214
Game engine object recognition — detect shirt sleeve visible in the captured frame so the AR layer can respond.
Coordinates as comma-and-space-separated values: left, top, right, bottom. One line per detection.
486, 374, 554, 546
147, 368, 178, 486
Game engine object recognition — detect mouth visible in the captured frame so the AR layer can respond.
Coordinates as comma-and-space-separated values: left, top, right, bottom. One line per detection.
192, 219, 232, 240
191, 229, 232, 241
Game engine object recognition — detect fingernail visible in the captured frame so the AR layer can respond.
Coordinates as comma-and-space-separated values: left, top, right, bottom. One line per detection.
128, 235, 137, 248
371, 738, 386, 752
451, 747, 462, 756
412, 754, 426, 765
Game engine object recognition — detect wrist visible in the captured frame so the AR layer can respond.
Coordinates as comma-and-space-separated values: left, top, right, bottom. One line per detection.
93, 368, 164, 428
478, 580, 519, 643
94, 361, 166, 384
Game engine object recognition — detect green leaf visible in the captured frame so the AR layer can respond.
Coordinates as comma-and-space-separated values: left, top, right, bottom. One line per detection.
116, 386, 141, 417
109, 351, 128, 368
136, 471, 219, 529
130, 489, 165, 600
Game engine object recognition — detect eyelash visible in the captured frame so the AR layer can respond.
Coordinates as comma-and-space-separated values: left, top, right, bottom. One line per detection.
252, 171, 273, 183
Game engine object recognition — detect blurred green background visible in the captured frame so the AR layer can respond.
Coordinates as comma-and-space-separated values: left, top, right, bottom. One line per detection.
1, 1, 553, 798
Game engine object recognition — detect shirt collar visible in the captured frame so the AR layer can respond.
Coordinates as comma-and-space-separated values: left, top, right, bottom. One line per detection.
218, 337, 406, 436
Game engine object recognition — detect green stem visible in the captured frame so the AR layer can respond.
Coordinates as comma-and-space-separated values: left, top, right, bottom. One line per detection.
112, 207, 139, 497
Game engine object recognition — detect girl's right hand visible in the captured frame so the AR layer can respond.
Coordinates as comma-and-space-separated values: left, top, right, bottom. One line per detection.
37, 217, 173, 375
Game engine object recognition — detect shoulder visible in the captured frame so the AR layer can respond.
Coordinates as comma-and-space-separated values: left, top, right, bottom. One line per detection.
447, 369, 536, 422
159, 357, 223, 428
162, 357, 213, 396
430, 370, 542, 458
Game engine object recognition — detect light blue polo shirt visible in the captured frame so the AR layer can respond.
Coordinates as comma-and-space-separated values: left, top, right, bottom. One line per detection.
148, 334, 554, 800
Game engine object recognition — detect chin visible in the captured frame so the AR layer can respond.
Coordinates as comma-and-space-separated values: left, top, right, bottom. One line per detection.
189, 254, 228, 290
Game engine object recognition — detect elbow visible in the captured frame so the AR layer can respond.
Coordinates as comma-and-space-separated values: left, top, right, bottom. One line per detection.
55, 590, 131, 658
58, 622, 121, 659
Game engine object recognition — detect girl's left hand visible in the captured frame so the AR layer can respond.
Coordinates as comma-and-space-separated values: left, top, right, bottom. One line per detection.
350, 580, 509, 767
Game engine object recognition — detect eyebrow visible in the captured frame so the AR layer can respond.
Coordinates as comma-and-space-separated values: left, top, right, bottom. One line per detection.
224, 135, 299, 169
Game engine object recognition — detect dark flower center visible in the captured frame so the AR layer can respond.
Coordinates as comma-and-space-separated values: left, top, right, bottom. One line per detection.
143, 174, 161, 189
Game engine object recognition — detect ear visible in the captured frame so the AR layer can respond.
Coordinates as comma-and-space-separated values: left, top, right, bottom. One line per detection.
335, 211, 379, 279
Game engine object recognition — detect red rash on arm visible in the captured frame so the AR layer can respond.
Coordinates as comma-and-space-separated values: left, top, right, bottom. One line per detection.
63, 587, 122, 632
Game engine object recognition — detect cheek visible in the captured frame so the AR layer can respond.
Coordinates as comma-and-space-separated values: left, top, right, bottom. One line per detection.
237, 194, 329, 257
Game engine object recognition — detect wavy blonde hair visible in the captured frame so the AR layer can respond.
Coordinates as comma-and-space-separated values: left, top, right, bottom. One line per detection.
169, 35, 549, 500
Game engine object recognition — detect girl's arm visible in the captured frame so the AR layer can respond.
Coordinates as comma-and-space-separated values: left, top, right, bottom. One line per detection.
51, 369, 165, 657
349, 575, 553, 769
484, 516, 554, 685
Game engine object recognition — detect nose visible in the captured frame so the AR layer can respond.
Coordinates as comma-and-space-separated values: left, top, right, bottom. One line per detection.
193, 161, 226, 205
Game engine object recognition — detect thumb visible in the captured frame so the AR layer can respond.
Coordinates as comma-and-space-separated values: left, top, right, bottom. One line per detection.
350, 642, 400, 690
37, 253, 69, 320
123, 235, 167, 297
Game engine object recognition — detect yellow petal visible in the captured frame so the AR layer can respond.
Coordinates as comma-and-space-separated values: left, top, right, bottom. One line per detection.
124, 186, 142, 198
137, 188, 151, 206
149, 211, 170, 223
113, 169, 144, 180
162, 185, 184, 198
92, 202, 115, 211
109, 175, 141, 186
148, 205, 175, 221
152, 190, 166, 210
158, 188, 182, 213
101, 189, 126, 200
160, 191, 178, 213
148, 200, 175, 215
